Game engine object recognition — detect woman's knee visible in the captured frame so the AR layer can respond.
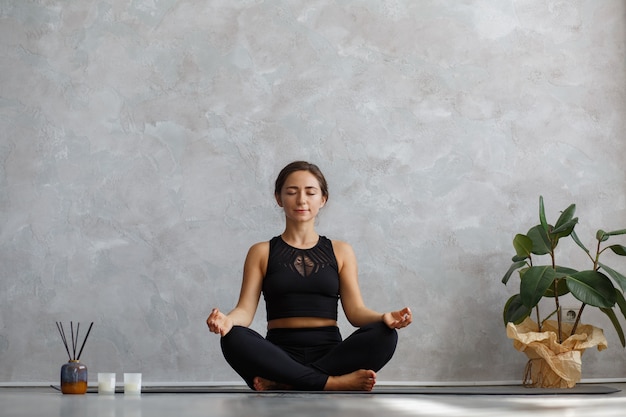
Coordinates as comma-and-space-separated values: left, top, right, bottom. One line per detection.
369, 321, 398, 339
220, 326, 261, 354
366, 323, 398, 369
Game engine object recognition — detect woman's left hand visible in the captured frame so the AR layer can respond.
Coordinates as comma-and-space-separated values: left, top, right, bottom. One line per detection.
383, 307, 412, 329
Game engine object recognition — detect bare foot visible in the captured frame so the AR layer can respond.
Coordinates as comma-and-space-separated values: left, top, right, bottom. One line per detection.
253, 376, 292, 391
324, 369, 376, 391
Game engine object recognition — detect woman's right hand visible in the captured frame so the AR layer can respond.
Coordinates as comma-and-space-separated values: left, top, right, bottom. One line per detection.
206, 308, 233, 336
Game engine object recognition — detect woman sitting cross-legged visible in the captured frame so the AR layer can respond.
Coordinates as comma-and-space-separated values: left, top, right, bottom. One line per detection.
206, 161, 412, 391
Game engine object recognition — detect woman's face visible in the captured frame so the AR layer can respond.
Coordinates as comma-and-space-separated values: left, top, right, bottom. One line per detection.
276, 170, 327, 223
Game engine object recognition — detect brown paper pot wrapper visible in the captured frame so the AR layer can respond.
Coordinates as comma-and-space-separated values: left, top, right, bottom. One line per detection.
506, 318, 608, 388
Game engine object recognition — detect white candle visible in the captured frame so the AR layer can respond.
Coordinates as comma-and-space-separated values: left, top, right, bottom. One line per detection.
124, 373, 142, 395
97, 373, 116, 395
124, 383, 140, 392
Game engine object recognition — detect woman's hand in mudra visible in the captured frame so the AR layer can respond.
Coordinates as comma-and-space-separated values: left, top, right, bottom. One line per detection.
383, 307, 412, 329
206, 308, 233, 336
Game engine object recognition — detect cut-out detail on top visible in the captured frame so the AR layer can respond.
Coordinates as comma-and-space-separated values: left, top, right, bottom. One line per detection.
294, 253, 316, 277
273, 238, 335, 278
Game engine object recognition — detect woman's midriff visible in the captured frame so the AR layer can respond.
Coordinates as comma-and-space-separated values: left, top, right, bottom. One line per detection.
267, 317, 338, 329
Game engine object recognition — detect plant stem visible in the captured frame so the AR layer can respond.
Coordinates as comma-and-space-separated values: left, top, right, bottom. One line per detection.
541, 308, 558, 325
551, 248, 563, 343
554, 282, 562, 343
570, 303, 586, 336
569, 240, 599, 337
535, 306, 542, 332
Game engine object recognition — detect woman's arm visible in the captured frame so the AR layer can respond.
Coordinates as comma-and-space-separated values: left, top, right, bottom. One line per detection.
334, 240, 412, 329
206, 241, 268, 336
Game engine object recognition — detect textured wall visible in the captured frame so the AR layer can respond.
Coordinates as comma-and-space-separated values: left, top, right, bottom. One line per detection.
1, 1, 625, 385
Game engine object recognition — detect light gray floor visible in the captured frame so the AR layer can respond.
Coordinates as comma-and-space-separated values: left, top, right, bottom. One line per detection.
2, 384, 626, 417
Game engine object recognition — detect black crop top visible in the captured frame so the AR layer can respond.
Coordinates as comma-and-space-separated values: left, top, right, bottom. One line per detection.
262, 235, 340, 321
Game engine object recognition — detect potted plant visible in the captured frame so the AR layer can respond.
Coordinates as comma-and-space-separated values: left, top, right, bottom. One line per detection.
502, 196, 626, 387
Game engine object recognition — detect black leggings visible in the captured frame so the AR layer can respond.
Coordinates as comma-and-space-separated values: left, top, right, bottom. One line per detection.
220, 322, 398, 391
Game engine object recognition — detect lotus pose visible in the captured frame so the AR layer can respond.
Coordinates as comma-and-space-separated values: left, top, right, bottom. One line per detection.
206, 161, 412, 391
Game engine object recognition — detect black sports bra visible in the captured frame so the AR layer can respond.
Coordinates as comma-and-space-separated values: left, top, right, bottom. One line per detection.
262, 236, 339, 321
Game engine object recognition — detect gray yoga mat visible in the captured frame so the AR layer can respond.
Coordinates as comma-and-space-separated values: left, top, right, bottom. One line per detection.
75, 384, 620, 395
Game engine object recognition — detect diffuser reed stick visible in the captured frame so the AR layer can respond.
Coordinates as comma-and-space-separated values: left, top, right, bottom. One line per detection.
56, 322, 72, 361
76, 322, 93, 361
56, 321, 94, 361
70, 321, 75, 359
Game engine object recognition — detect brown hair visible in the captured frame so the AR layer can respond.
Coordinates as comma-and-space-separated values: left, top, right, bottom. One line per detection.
274, 161, 329, 201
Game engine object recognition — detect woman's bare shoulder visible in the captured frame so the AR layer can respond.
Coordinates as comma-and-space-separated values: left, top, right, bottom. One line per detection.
330, 238, 353, 250
247, 240, 270, 257
330, 239, 356, 261
243, 241, 270, 277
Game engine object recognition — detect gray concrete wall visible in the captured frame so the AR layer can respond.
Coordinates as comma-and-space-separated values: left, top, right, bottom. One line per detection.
1, 1, 625, 385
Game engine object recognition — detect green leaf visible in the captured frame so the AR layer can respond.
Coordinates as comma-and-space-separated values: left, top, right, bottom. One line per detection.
550, 217, 578, 238
566, 270, 616, 308
553, 204, 576, 231
539, 196, 548, 233
600, 307, 625, 348
554, 265, 578, 277
612, 290, 626, 346
571, 230, 590, 254
597, 230, 609, 242
599, 262, 626, 292
543, 275, 570, 297
615, 290, 626, 322
608, 244, 626, 256
527, 225, 551, 255
520, 266, 556, 308
503, 294, 531, 325
502, 260, 528, 285
544, 266, 576, 297
607, 229, 626, 236
513, 234, 533, 259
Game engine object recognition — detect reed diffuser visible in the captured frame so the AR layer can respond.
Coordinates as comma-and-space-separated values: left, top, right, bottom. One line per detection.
56, 321, 93, 394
